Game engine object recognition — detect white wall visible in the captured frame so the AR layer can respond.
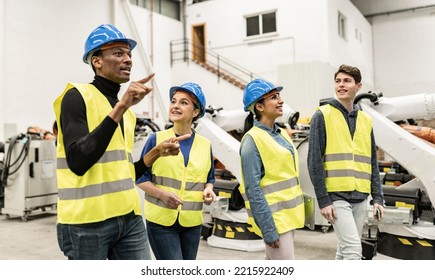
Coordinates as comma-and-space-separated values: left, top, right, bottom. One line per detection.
278, 61, 336, 120
0, 1, 4, 141
184, 0, 374, 119
350, 0, 435, 98
0, 0, 391, 139
351, 0, 435, 15
0, 0, 183, 139
186, 0, 330, 83
2, 0, 110, 138
371, 7, 435, 97
273, 0, 374, 120
327, 0, 374, 90
126, 3, 184, 129
171, 62, 245, 112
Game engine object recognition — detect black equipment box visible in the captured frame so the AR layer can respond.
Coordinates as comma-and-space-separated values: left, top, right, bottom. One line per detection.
212, 179, 244, 210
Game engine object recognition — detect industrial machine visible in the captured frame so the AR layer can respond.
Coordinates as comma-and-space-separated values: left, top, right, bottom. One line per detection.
357, 92, 435, 260
1, 134, 58, 221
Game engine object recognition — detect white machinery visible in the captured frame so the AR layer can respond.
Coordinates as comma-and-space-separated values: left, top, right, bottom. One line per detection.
1, 135, 58, 221
357, 92, 435, 260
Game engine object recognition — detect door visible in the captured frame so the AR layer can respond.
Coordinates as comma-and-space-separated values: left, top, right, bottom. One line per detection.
192, 24, 206, 63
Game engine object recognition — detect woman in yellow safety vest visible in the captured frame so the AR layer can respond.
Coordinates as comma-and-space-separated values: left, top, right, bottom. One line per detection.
136, 82, 216, 260
239, 79, 305, 260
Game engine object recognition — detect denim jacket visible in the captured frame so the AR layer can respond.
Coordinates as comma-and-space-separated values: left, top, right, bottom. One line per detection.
240, 121, 295, 243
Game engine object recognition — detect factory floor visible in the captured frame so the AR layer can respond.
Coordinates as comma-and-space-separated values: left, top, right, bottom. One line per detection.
0, 208, 338, 260
1, 207, 425, 280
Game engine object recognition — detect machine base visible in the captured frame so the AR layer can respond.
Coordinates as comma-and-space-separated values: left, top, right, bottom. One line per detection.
377, 232, 435, 260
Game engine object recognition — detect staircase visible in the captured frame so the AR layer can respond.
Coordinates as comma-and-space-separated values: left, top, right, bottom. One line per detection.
194, 60, 246, 89
170, 39, 259, 90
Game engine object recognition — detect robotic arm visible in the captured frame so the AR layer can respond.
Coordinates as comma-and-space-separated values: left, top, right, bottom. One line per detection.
359, 92, 435, 241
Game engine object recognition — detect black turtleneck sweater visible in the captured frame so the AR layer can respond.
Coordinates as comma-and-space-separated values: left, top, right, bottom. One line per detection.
60, 75, 147, 177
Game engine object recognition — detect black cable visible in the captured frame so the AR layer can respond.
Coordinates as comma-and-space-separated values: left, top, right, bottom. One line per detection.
8, 139, 30, 176
1, 134, 19, 187
1, 134, 30, 187
136, 118, 161, 132
354, 91, 381, 105
296, 135, 309, 150
144, 119, 161, 132
9, 136, 29, 167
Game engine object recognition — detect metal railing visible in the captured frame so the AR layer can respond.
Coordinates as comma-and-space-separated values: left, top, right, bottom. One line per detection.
170, 39, 259, 87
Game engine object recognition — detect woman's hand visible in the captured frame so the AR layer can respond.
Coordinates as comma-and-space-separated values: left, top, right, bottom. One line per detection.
159, 191, 183, 209
203, 185, 216, 205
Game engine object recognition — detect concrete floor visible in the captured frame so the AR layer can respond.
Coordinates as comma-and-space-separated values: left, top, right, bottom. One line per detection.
0, 209, 338, 260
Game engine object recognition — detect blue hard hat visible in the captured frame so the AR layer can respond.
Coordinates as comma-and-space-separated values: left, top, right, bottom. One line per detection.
243, 79, 283, 112
82, 23, 137, 64
169, 82, 206, 118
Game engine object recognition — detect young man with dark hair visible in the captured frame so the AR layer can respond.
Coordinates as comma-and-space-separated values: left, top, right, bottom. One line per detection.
307, 64, 384, 260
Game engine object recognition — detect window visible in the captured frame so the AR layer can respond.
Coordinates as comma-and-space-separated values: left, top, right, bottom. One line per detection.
355, 28, 363, 43
246, 16, 260, 36
130, 0, 180, 21
338, 11, 346, 40
246, 11, 277, 37
160, 0, 180, 20
130, 0, 148, 8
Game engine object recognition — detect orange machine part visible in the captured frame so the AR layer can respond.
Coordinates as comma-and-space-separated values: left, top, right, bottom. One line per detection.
400, 124, 435, 144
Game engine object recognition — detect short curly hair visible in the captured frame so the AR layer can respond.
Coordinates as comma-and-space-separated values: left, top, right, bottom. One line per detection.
334, 64, 362, 83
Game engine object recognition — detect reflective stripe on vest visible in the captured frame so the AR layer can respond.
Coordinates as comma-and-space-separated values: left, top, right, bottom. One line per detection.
56, 149, 131, 169
144, 129, 211, 227
53, 82, 141, 224
145, 176, 204, 210
239, 126, 305, 237
319, 104, 372, 193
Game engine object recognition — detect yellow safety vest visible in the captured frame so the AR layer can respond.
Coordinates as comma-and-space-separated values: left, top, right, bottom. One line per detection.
144, 129, 211, 227
53, 83, 142, 224
319, 104, 372, 193
239, 126, 305, 237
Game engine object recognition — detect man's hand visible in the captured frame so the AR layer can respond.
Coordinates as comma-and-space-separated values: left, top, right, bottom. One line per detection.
110, 73, 155, 123
373, 203, 385, 220
122, 73, 155, 108
320, 204, 337, 224
143, 134, 191, 167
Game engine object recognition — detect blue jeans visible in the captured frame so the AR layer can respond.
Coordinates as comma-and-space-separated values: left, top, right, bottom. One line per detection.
146, 219, 202, 260
57, 211, 151, 260
332, 199, 367, 260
